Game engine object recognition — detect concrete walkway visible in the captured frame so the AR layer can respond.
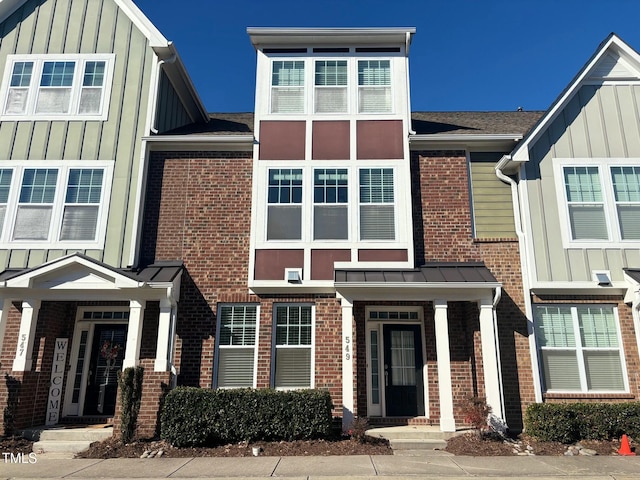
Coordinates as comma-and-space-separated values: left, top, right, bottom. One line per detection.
1, 453, 640, 479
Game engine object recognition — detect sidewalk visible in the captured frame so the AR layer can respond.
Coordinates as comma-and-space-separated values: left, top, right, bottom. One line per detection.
2, 453, 640, 479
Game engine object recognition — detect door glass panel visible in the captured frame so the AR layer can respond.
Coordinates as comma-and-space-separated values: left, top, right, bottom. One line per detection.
71, 330, 89, 403
390, 330, 416, 386
370, 330, 380, 404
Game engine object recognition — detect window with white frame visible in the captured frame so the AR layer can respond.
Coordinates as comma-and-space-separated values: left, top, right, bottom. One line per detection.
1, 54, 114, 120
358, 60, 391, 113
534, 305, 626, 392
273, 304, 313, 388
267, 168, 303, 240
0, 162, 112, 247
359, 168, 395, 240
557, 160, 640, 244
215, 304, 258, 388
314, 60, 347, 113
271, 60, 305, 114
313, 168, 348, 240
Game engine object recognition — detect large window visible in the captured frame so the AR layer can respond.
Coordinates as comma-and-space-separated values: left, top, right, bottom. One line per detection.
534, 305, 626, 392
267, 168, 303, 240
359, 168, 395, 240
557, 161, 640, 244
215, 304, 258, 388
271, 60, 305, 114
1, 54, 114, 120
0, 162, 112, 247
273, 305, 313, 388
314, 60, 347, 113
313, 168, 348, 240
358, 60, 391, 113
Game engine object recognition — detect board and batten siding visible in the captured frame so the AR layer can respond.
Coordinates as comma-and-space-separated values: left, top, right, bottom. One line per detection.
525, 83, 640, 283
0, 0, 155, 270
155, 70, 192, 133
469, 152, 516, 239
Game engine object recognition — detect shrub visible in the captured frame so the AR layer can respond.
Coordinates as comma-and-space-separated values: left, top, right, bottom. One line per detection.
161, 387, 333, 447
348, 416, 369, 443
525, 402, 640, 443
117, 366, 144, 444
462, 396, 491, 438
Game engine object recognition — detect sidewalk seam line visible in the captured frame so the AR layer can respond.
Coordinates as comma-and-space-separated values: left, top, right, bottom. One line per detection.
61, 458, 106, 477
270, 456, 282, 477
369, 454, 379, 476
166, 457, 195, 477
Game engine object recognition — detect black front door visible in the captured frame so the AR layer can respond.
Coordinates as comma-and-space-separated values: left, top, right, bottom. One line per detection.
383, 324, 424, 417
84, 325, 127, 416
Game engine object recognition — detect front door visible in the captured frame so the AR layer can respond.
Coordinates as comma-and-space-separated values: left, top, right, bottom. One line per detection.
83, 325, 128, 416
383, 324, 424, 416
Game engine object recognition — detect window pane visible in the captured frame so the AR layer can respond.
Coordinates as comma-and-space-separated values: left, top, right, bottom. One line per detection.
612, 166, 640, 240
540, 350, 581, 390
267, 205, 301, 240
79, 88, 102, 114
315, 87, 347, 113
360, 205, 395, 240
568, 205, 608, 240
59, 205, 98, 240
276, 306, 312, 346
535, 306, 575, 347
564, 166, 602, 202
35, 88, 72, 113
218, 305, 257, 346
0, 169, 12, 203
10, 61, 33, 87
13, 205, 52, 240
20, 169, 57, 203
5, 88, 29, 114
315, 61, 347, 86
359, 86, 392, 113
584, 351, 624, 390
275, 348, 311, 388
272, 61, 304, 86
370, 330, 380, 404
218, 349, 255, 388
66, 169, 103, 203
314, 205, 348, 240
578, 306, 618, 348
358, 60, 390, 86
617, 205, 640, 239
83, 61, 105, 87
360, 168, 394, 203
40, 61, 75, 87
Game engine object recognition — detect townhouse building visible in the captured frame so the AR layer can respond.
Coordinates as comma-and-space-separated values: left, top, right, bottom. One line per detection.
0, 0, 638, 441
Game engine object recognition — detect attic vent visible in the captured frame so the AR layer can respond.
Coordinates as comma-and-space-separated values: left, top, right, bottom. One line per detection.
355, 47, 400, 53
313, 47, 349, 53
589, 53, 639, 80
263, 48, 307, 54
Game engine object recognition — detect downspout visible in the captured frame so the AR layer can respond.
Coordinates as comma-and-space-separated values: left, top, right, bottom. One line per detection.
491, 285, 506, 421
149, 53, 177, 134
495, 157, 543, 403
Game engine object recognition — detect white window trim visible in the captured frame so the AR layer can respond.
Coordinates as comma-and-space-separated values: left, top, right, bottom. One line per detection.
213, 303, 260, 389
0, 53, 115, 121
0, 160, 114, 249
535, 304, 629, 394
271, 303, 315, 390
553, 158, 640, 248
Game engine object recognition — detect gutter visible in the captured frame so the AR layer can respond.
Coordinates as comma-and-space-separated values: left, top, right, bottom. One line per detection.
149, 53, 177, 135
495, 155, 543, 402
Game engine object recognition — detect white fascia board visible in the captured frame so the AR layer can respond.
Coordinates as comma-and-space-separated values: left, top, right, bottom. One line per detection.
249, 282, 337, 295
409, 134, 523, 151
509, 34, 638, 165
334, 283, 499, 302
247, 27, 415, 50
334, 261, 413, 270
530, 281, 626, 297
144, 135, 255, 151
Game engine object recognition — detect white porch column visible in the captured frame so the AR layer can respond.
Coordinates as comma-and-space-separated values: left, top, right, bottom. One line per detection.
479, 296, 504, 420
0, 298, 10, 358
12, 299, 41, 371
154, 298, 173, 371
123, 300, 146, 369
434, 299, 455, 432
340, 296, 354, 431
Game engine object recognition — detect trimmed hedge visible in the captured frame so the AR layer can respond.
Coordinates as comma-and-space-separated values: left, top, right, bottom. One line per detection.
525, 402, 640, 443
160, 387, 333, 447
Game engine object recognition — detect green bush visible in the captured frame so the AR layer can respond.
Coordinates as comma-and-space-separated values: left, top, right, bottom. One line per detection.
117, 366, 144, 444
525, 402, 640, 443
160, 387, 333, 447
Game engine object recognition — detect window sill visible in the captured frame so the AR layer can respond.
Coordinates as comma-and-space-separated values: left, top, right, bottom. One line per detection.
543, 392, 635, 400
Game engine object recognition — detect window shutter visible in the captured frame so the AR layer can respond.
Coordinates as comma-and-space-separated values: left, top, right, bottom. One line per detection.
217, 348, 255, 388
59, 205, 99, 240
275, 348, 311, 388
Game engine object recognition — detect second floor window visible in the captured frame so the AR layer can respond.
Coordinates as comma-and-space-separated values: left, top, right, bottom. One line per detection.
359, 168, 395, 240
314, 168, 348, 240
1, 54, 114, 120
267, 168, 303, 240
271, 61, 305, 114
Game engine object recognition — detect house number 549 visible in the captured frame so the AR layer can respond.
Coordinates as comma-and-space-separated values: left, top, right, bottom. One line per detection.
344, 336, 351, 360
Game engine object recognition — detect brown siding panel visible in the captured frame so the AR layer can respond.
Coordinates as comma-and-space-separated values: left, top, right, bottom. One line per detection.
357, 120, 403, 159
358, 249, 408, 262
255, 249, 304, 280
311, 249, 351, 280
312, 121, 350, 160
259, 121, 306, 160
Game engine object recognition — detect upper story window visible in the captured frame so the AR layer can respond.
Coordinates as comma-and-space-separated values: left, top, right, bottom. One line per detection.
359, 168, 395, 240
0, 161, 113, 248
534, 304, 627, 392
555, 159, 640, 246
314, 60, 347, 113
0, 54, 115, 120
271, 61, 305, 114
267, 168, 303, 240
313, 168, 348, 239
358, 60, 391, 113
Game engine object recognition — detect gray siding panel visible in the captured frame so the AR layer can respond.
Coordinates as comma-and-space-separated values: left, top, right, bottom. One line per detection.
528, 83, 640, 283
0, 0, 154, 270
156, 70, 192, 133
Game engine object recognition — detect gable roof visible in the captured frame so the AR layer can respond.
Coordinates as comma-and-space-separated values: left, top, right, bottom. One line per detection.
505, 33, 640, 166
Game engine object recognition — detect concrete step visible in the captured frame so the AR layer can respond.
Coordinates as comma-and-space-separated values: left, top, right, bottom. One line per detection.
22, 425, 113, 457
32, 440, 95, 454
366, 425, 456, 453
389, 438, 447, 450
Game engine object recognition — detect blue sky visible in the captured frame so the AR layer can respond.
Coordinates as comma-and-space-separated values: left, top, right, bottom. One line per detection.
134, 0, 640, 113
